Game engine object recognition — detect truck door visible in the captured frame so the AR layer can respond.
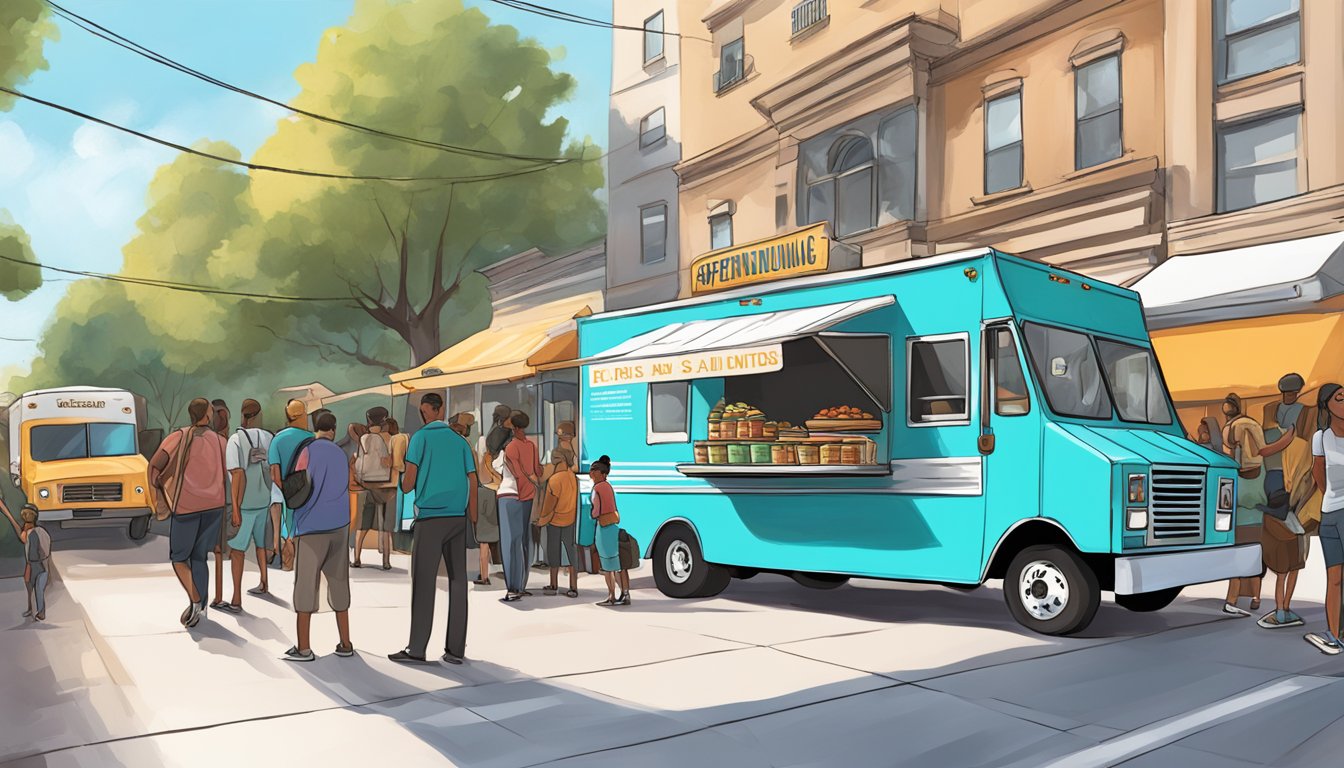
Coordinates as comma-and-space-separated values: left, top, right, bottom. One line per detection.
979, 322, 1043, 569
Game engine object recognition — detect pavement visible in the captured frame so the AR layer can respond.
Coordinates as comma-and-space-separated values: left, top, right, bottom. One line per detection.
1, 523, 1342, 768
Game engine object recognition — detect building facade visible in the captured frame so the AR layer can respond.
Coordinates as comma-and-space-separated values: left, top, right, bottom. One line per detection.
605, 0, 684, 310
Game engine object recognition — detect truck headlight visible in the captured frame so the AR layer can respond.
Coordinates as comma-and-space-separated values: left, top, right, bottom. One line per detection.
1215, 512, 1233, 532
1127, 473, 1147, 505
1217, 477, 1234, 513
135, 486, 145, 495
38, 487, 50, 499
1126, 508, 1148, 530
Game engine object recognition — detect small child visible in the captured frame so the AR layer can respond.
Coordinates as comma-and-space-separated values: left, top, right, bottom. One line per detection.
589, 455, 629, 606
536, 448, 579, 598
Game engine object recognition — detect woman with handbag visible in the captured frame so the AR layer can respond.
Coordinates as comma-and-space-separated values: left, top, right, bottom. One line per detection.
1221, 393, 1294, 617
1258, 416, 1318, 629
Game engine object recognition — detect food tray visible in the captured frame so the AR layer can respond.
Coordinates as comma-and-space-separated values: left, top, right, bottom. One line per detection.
804, 419, 882, 432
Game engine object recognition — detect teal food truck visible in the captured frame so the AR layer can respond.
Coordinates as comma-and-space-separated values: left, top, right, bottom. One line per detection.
576, 246, 1259, 636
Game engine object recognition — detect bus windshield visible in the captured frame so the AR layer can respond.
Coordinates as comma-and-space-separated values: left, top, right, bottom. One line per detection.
1022, 322, 1174, 424
30, 423, 137, 461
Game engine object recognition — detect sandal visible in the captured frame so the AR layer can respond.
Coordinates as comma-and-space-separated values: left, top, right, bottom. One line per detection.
381, 564, 392, 571
596, 597, 617, 606
565, 589, 578, 598
472, 578, 491, 586
543, 586, 558, 595
351, 561, 363, 568
1250, 598, 1261, 611
248, 585, 269, 596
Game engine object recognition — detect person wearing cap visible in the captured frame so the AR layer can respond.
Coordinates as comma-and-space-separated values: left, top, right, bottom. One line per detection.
1257, 374, 1313, 629
269, 400, 315, 568
224, 399, 275, 609
352, 406, 396, 570
1221, 392, 1295, 617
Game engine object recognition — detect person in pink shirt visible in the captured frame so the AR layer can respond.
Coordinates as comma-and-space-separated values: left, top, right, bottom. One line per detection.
498, 410, 542, 602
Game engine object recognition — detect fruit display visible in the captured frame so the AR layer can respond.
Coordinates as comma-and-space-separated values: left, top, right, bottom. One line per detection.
813, 405, 874, 420
805, 404, 882, 433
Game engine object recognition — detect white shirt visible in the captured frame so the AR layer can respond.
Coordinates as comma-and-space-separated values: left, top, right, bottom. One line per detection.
1311, 428, 1344, 513
226, 428, 274, 510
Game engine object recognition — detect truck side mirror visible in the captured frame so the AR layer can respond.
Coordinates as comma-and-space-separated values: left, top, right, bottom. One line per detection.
978, 433, 996, 455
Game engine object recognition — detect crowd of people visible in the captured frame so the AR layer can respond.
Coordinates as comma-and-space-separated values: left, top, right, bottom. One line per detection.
132, 392, 631, 664
1195, 373, 1344, 656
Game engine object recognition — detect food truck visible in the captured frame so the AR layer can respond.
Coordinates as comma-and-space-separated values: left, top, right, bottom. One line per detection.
576, 246, 1258, 636
7, 387, 153, 539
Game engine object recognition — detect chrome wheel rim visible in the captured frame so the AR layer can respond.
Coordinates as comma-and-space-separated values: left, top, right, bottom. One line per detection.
666, 540, 693, 584
1019, 560, 1070, 621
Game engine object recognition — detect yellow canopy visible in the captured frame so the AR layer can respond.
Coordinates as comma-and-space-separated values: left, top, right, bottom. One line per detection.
1152, 311, 1344, 405
390, 293, 602, 392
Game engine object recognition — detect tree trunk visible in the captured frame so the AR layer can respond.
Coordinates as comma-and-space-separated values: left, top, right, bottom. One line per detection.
406, 322, 442, 369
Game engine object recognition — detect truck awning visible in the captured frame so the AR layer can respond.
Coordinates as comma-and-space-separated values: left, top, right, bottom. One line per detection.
1133, 232, 1344, 329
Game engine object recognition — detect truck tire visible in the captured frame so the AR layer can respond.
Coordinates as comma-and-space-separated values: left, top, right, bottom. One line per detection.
1004, 544, 1100, 636
652, 523, 730, 599
791, 572, 849, 590
1115, 587, 1181, 613
128, 515, 150, 541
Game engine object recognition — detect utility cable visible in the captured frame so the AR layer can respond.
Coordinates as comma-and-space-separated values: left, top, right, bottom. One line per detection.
45, 0, 580, 165
485, 0, 712, 42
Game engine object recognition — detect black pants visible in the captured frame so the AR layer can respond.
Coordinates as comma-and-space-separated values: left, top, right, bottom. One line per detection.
408, 516, 469, 658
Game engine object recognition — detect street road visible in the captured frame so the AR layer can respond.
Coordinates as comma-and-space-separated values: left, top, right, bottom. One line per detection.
1, 524, 1341, 768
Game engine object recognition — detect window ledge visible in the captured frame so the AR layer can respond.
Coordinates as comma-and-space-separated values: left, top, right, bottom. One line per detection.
639, 136, 669, 152
1216, 63, 1304, 99
643, 54, 667, 70
1064, 153, 1135, 181
790, 16, 830, 44
714, 70, 758, 98
971, 184, 1033, 206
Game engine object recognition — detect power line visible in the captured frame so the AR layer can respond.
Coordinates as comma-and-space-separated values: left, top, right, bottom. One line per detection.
485, 0, 711, 42
45, 1, 580, 166
0, 336, 36, 342
0, 85, 568, 184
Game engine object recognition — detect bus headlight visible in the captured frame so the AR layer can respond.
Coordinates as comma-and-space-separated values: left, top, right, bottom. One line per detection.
1217, 478, 1234, 512
1127, 473, 1147, 505
38, 487, 50, 499
135, 486, 145, 495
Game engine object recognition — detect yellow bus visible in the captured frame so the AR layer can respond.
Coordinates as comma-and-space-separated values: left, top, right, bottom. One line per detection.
6, 387, 153, 540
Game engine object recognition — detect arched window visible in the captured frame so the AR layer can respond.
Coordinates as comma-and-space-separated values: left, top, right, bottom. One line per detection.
804, 135, 876, 238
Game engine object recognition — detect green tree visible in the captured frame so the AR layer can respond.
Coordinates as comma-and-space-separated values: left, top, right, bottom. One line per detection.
243, 0, 605, 368
0, 213, 41, 300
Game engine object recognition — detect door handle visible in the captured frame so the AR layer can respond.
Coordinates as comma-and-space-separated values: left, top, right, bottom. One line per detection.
978, 433, 996, 455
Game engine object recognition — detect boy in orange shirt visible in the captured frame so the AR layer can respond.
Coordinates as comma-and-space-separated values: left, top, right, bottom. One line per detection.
536, 448, 579, 598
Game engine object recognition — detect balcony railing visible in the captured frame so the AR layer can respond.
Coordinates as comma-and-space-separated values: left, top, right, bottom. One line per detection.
713, 53, 752, 93
791, 0, 828, 38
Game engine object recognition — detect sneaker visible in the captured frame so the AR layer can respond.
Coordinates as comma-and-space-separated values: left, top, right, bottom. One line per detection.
185, 602, 205, 628
335, 643, 355, 658
283, 646, 316, 662
1222, 603, 1251, 617
441, 653, 464, 665
179, 604, 194, 626
388, 649, 428, 664
1304, 633, 1343, 655
23, 609, 33, 618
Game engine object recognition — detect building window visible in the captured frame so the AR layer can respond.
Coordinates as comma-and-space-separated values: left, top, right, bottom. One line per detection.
640, 203, 667, 264
1217, 108, 1300, 213
709, 212, 733, 250
775, 192, 789, 230
1075, 55, 1122, 170
791, 0, 828, 37
644, 11, 664, 63
1215, 0, 1300, 84
639, 107, 666, 148
908, 334, 970, 425
798, 105, 916, 236
647, 381, 690, 444
984, 90, 1023, 195
715, 38, 745, 93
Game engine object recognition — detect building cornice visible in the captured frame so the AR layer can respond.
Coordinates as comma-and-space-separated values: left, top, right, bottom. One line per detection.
701, 0, 755, 32
674, 126, 779, 189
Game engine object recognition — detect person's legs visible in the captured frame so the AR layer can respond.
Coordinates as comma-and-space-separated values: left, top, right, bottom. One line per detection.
353, 527, 370, 565
268, 503, 281, 562
442, 517, 468, 658
1329, 565, 1343, 641
296, 611, 312, 653
517, 500, 532, 592
23, 563, 33, 616
292, 533, 322, 652
321, 528, 352, 648
407, 518, 448, 657
33, 569, 47, 618
478, 544, 492, 583
564, 526, 578, 592
193, 510, 221, 610
230, 548, 246, 606
546, 523, 562, 590
169, 512, 203, 604
498, 499, 522, 594
602, 572, 616, 601
1284, 568, 1299, 614
255, 547, 269, 590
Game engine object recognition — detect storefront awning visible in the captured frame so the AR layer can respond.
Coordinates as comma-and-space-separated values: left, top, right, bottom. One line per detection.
1133, 232, 1344, 329
390, 294, 602, 392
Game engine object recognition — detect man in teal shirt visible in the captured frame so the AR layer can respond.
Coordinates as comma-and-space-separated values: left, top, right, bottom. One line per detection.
268, 400, 315, 553
389, 393, 478, 665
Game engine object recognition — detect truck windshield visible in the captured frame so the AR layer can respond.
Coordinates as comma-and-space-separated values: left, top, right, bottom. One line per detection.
1096, 339, 1173, 425
1022, 322, 1111, 419
30, 423, 137, 461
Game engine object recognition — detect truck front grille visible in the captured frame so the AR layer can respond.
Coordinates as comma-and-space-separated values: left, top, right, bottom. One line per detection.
1149, 466, 1205, 545
62, 483, 123, 503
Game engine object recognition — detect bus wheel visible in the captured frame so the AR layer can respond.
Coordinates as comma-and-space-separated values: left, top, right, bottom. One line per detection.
791, 572, 849, 590
128, 515, 150, 541
1115, 587, 1181, 613
653, 524, 730, 599
1004, 545, 1099, 636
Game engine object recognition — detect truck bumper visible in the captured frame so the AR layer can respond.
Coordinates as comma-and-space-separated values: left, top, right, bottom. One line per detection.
1114, 544, 1262, 595
40, 507, 151, 523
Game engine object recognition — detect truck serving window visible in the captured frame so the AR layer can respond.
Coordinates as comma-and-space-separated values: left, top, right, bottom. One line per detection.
1096, 339, 1174, 425
30, 424, 89, 462
1021, 322, 1112, 420
907, 335, 969, 425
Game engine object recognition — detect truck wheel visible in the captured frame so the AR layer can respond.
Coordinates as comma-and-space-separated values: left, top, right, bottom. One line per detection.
791, 572, 849, 590
1115, 587, 1181, 613
1004, 545, 1100, 636
653, 523, 730, 599
128, 515, 151, 541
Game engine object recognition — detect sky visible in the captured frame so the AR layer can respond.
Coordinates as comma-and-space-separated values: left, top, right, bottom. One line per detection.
0, 0, 612, 386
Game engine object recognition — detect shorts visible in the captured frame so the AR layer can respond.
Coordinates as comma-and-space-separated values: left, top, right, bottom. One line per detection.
595, 523, 621, 573
293, 526, 352, 613
1320, 510, 1344, 568
227, 506, 269, 552
169, 508, 223, 563
546, 523, 576, 568
360, 488, 396, 532
474, 486, 501, 544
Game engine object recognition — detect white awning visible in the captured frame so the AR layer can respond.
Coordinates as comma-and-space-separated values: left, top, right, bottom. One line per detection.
587, 295, 895, 364
1133, 232, 1344, 329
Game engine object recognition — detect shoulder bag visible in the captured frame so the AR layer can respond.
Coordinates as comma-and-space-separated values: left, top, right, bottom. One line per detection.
281, 437, 317, 509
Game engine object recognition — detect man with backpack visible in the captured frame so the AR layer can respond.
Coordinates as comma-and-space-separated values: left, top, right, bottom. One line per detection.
269, 400, 314, 572
352, 406, 396, 571
224, 399, 274, 610
148, 397, 229, 629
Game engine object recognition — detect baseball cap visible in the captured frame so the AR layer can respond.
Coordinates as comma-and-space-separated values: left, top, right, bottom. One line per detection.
1278, 373, 1305, 393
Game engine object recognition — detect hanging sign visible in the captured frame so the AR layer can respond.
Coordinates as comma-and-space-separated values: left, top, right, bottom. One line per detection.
690, 223, 831, 295
587, 344, 783, 389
